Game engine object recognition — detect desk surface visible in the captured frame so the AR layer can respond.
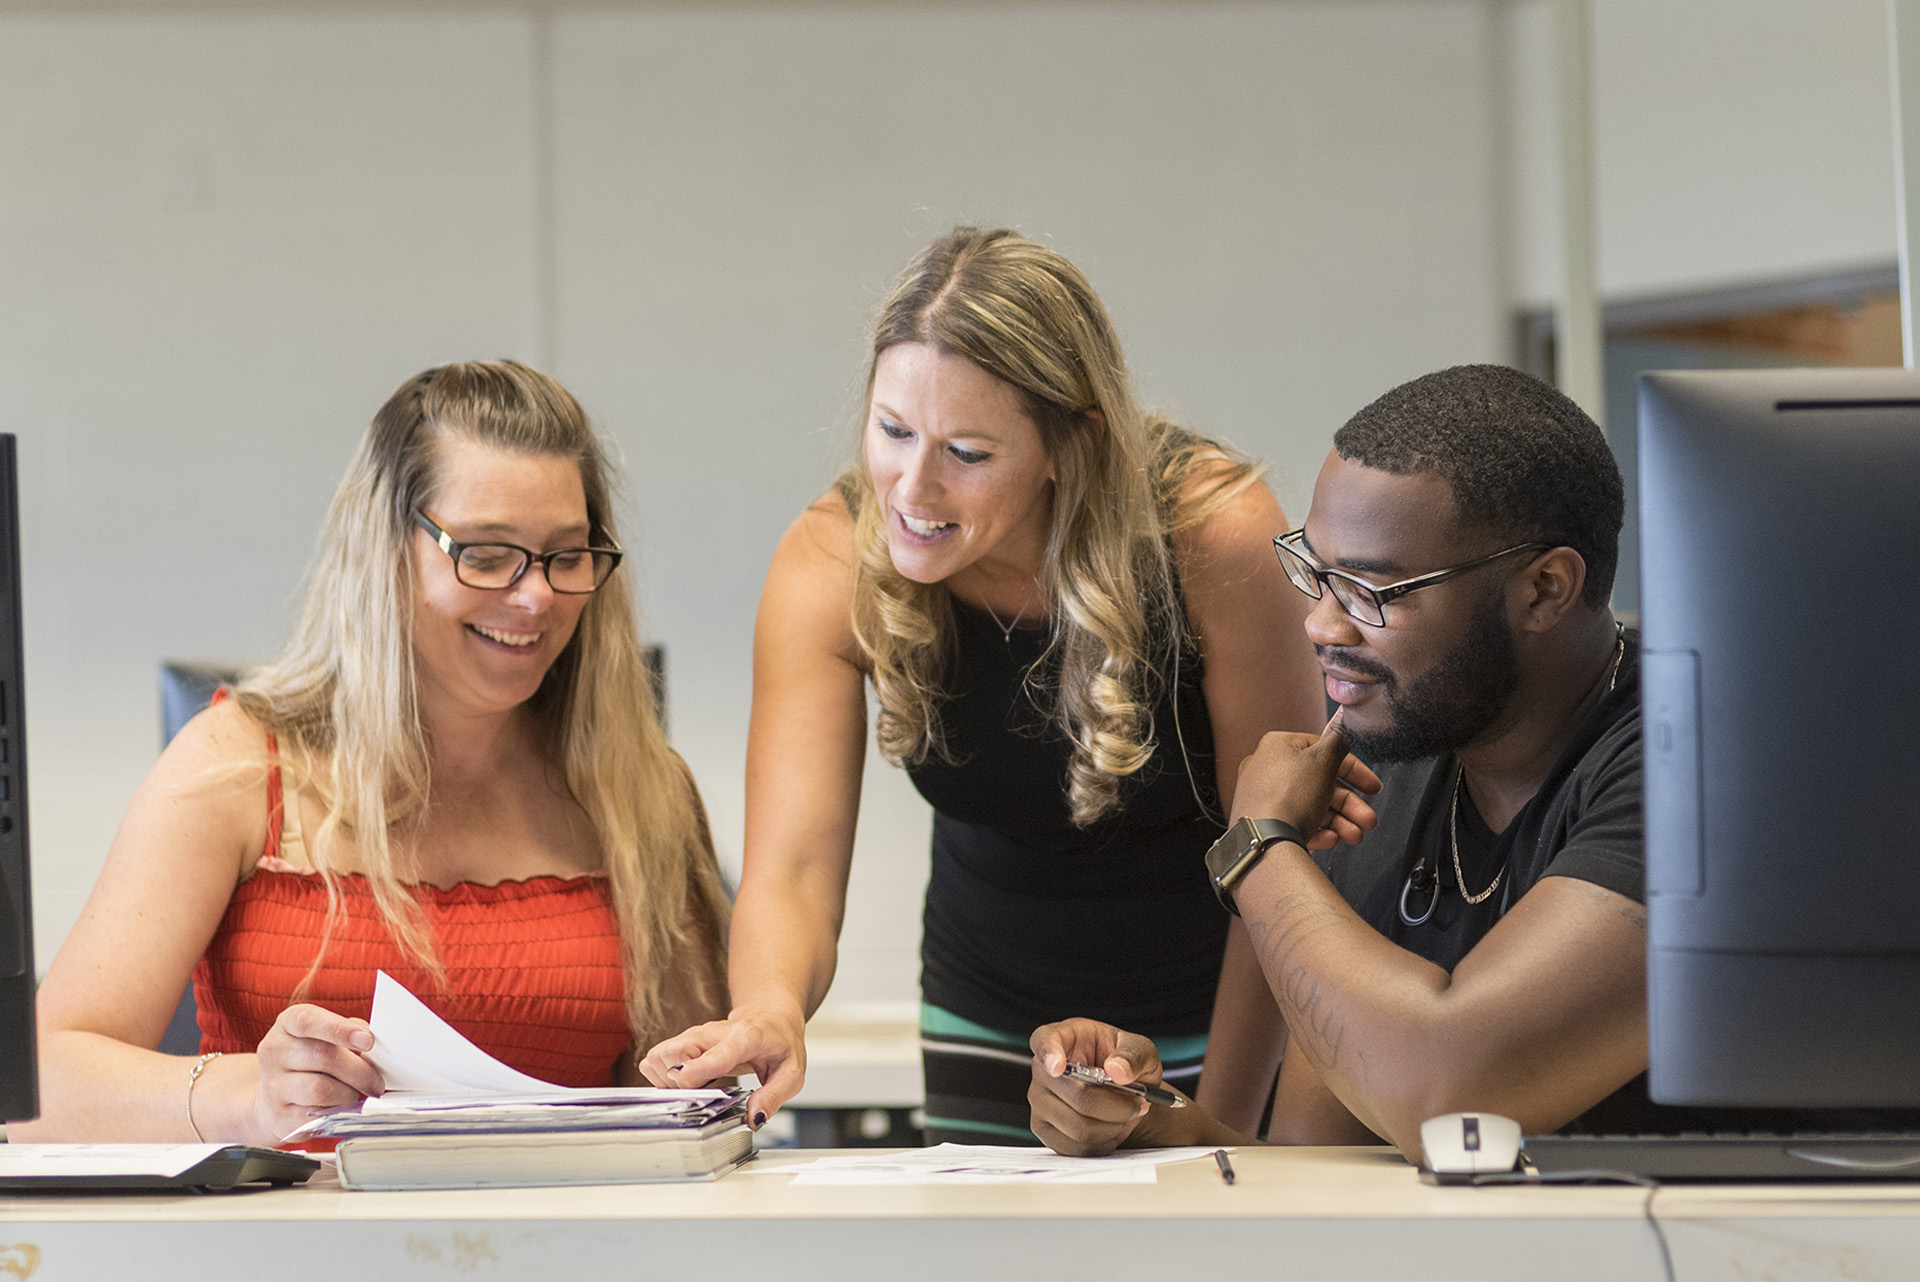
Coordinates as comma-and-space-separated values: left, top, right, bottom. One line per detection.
5, 1146, 1920, 1282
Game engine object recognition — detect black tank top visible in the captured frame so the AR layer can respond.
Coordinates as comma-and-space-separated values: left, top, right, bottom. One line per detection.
906, 598, 1230, 1037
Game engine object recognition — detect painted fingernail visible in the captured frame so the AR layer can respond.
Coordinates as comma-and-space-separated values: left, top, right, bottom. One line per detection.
753, 1111, 768, 1128
669, 1064, 684, 1072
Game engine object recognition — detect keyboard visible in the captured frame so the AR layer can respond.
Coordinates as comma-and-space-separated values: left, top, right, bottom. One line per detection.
1524, 1132, 1920, 1182
0, 1143, 321, 1192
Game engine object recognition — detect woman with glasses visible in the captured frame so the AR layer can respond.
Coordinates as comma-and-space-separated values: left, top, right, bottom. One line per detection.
643, 228, 1328, 1143
21, 361, 730, 1144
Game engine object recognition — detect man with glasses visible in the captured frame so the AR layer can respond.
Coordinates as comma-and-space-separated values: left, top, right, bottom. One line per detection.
1029, 363, 1657, 1159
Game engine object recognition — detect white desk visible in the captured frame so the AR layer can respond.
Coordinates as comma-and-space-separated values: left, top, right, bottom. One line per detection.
4, 1147, 1920, 1282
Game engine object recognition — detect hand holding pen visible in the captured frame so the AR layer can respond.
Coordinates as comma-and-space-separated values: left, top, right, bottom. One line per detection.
1028, 1017, 1192, 1157
1061, 1061, 1189, 1109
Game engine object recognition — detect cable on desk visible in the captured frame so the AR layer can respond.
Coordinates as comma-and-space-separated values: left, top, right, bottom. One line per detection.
1465, 1169, 1674, 1282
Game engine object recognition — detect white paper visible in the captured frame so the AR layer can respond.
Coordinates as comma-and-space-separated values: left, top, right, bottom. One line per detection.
361, 1088, 727, 1114
775, 1143, 1225, 1186
365, 970, 564, 1095
0, 1143, 229, 1179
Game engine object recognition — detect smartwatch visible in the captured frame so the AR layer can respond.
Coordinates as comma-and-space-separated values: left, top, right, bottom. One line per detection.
1204, 816, 1309, 916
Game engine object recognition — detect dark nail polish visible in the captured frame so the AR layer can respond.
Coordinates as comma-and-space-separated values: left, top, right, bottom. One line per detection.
753, 1111, 768, 1128
669, 1064, 684, 1072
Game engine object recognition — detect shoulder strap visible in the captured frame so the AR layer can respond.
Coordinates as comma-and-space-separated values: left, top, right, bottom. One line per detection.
208, 688, 283, 863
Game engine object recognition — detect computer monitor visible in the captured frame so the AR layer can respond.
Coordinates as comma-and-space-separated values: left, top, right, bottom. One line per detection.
1640, 368, 1920, 1109
0, 434, 35, 1122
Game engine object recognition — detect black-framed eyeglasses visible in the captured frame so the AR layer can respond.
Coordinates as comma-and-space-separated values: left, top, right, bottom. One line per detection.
1272, 527, 1549, 628
413, 512, 623, 595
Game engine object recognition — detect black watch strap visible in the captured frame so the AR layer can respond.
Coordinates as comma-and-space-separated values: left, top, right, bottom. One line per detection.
1205, 816, 1309, 916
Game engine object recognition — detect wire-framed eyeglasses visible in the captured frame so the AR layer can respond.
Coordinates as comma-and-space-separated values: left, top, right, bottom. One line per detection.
414, 511, 623, 595
1272, 528, 1549, 628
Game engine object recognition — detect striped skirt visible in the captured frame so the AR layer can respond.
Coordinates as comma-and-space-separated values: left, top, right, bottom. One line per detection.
918, 1003, 1208, 1145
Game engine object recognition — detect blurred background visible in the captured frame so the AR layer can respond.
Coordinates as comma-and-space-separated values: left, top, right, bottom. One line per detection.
0, 0, 1900, 1020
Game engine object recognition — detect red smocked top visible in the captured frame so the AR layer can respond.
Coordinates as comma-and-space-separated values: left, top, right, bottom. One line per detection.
191, 700, 632, 1087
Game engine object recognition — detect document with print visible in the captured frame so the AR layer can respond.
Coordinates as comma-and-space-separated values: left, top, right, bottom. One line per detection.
774, 1143, 1225, 1185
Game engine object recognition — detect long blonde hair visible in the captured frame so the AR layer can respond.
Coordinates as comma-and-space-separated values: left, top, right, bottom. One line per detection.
231, 360, 729, 1044
842, 228, 1259, 825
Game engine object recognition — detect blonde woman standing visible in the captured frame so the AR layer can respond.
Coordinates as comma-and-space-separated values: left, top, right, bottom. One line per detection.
22, 361, 729, 1144
646, 229, 1330, 1143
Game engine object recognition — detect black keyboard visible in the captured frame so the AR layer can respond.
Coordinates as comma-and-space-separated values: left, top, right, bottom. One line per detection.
1524, 1132, 1920, 1182
0, 1144, 321, 1192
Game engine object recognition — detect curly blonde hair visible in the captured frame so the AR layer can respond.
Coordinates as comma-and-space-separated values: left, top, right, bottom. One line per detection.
230, 361, 729, 1046
842, 228, 1258, 826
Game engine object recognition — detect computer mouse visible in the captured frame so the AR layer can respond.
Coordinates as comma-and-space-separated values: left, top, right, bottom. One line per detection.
1419, 1112, 1521, 1176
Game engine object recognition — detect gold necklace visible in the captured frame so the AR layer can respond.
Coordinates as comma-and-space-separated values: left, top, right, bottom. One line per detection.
1450, 629, 1626, 907
1448, 773, 1504, 905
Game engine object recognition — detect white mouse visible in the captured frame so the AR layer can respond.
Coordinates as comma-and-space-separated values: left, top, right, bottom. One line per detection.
1420, 1112, 1521, 1176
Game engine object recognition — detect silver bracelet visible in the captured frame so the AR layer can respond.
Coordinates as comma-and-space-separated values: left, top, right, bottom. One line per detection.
186, 1051, 225, 1142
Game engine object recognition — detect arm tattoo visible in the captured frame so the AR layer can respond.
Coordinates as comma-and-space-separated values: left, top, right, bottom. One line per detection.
1244, 890, 1364, 1079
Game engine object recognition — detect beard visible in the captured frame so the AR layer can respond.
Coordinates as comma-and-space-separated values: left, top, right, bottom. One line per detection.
1331, 586, 1521, 764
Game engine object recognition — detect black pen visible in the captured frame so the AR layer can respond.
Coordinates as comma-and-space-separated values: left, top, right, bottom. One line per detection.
1213, 1148, 1235, 1186
1061, 1062, 1189, 1109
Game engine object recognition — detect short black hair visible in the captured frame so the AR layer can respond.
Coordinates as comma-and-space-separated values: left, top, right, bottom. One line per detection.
1333, 364, 1624, 609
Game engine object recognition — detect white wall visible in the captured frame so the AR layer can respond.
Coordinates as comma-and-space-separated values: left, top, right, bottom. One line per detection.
0, 11, 543, 964
1505, 0, 1899, 305
3, 1, 1507, 1010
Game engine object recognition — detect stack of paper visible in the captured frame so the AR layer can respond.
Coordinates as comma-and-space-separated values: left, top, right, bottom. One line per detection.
294, 973, 752, 1191
325, 1090, 745, 1136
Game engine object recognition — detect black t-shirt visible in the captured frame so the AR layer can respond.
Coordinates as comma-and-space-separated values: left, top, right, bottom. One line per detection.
1320, 643, 1643, 981
1316, 633, 1920, 1135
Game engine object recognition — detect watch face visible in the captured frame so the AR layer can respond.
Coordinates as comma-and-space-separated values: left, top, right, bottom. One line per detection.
1206, 818, 1265, 918
1207, 818, 1260, 883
